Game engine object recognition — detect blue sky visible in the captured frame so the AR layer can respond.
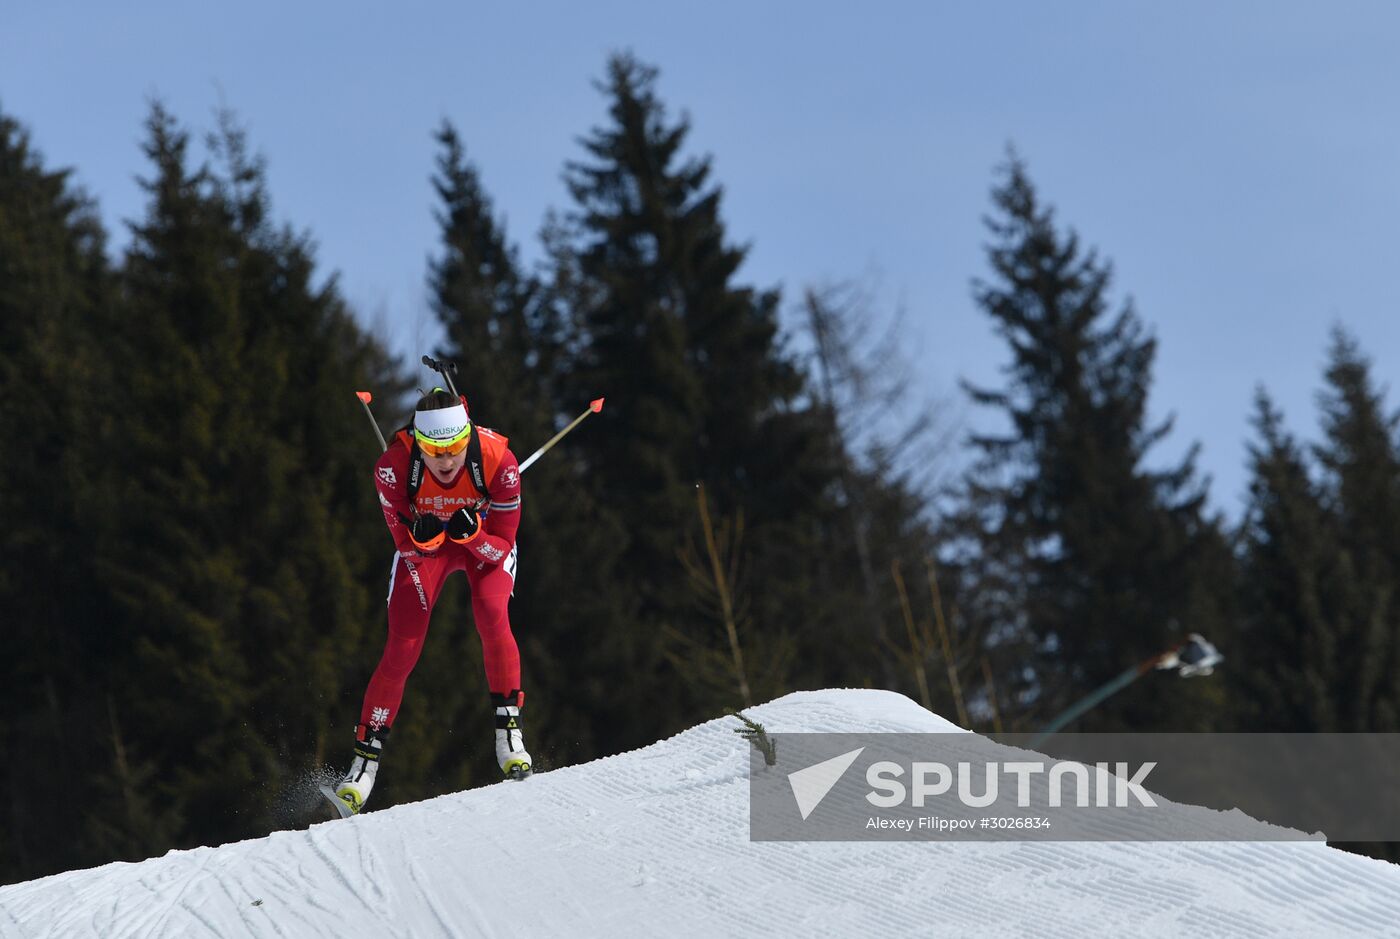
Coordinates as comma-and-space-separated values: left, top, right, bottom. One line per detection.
4, 2, 1398, 518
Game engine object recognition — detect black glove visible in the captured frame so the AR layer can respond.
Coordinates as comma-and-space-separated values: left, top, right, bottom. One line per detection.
446, 506, 481, 543
409, 513, 445, 552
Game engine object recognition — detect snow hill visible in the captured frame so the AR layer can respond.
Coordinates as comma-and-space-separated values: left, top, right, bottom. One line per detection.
4, 689, 1400, 938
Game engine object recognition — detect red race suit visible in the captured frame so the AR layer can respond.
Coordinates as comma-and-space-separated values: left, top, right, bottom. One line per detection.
359, 425, 523, 735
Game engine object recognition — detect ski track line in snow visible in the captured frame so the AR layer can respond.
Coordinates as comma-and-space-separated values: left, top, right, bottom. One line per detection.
394, 828, 459, 939
271, 840, 359, 931
298, 833, 363, 921
209, 867, 285, 939
138, 847, 216, 938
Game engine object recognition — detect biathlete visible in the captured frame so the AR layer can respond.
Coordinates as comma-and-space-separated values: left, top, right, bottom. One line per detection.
330, 388, 531, 816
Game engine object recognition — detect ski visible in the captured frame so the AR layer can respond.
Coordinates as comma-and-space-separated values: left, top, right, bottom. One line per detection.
320, 784, 357, 820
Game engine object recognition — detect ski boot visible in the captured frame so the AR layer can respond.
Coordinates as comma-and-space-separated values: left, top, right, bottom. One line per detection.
323, 726, 388, 818
493, 690, 533, 780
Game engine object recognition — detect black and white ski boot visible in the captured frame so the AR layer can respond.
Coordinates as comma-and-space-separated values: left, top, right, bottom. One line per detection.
492, 690, 532, 780
322, 726, 388, 818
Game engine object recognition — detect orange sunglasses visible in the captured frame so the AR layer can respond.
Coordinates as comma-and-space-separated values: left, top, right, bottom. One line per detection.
418, 435, 469, 458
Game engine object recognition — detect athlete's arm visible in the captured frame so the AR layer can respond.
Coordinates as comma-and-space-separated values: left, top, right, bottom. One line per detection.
373, 443, 422, 557
461, 448, 521, 566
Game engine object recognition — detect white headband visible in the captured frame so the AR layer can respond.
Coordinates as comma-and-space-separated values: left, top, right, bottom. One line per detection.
414, 402, 470, 443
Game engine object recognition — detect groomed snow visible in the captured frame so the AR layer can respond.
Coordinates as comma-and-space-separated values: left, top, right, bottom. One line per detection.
4, 689, 1399, 937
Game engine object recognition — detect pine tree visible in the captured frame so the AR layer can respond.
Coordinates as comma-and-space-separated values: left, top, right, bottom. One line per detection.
1312, 328, 1400, 730
0, 107, 116, 882
555, 54, 842, 745
89, 104, 407, 856
1237, 336, 1400, 864
1234, 390, 1345, 730
429, 120, 555, 440
563, 55, 706, 574
950, 154, 1227, 732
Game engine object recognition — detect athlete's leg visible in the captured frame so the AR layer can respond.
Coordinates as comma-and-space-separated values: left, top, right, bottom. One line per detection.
359, 552, 453, 734
465, 545, 520, 695
467, 546, 531, 775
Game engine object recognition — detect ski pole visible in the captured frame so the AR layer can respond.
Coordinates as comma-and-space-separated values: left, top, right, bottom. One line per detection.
421, 354, 461, 400
358, 385, 602, 470
1028, 634, 1222, 748
519, 398, 605, 473
355, 391, 388, 452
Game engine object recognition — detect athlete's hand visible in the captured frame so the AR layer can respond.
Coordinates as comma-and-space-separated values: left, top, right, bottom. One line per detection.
409, 514, 445, 552
446, 506, 481, 544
